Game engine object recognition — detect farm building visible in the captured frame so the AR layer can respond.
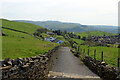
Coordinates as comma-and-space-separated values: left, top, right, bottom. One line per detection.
57, 40, 64, 44
52, 39, 64, 44
47, 32, 55, 36
44, 37, 56, 42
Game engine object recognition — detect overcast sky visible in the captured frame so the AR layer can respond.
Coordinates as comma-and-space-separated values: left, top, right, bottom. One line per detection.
1, 0, 120, 26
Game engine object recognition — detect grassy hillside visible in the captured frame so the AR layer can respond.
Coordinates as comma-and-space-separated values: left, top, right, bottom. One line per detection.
75, 31, 116, 38
2, 36, 58, 59
3, 28, 36, 39
73, 39, 84, 44
2, 19, 59, 60
2, 19, 42, 34
55, 35, 66, 42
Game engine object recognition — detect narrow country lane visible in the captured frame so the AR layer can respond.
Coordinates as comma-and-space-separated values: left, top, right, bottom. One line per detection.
48, 47, 101, 80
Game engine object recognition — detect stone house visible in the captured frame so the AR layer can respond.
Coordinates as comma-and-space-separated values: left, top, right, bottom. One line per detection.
47, 32, 55, 36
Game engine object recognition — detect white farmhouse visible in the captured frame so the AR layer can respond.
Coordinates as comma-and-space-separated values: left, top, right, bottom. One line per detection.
44, 37, 56, 42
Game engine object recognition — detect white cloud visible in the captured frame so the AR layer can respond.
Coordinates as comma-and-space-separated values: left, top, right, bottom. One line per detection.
1, 0, 120, 26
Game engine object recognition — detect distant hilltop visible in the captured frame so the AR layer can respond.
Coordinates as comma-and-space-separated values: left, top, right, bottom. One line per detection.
13, 20, 118, 33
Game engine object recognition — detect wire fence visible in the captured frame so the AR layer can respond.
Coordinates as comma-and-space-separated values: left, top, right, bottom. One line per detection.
74, 45, 120, 68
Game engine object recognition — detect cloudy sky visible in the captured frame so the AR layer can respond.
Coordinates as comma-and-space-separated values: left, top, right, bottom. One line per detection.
1, 0, 120, 26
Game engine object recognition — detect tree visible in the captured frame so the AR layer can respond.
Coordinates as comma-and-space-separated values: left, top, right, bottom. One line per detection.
118, 45, 120, 48
103, 34, 106, 36
82, 37, 86, 41
64, 30, 67, 34
52, 29, 61, 35
37, 28, 47, 33
68, 32, 74, 38
78, 35, 81, 39
87, 35, 92, 41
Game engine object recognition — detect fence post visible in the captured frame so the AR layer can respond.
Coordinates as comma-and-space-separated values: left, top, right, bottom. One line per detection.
101, 51, 103, 62
82, 49, 84, 54
118, 57, 119, 68
88, 49, 89, 56
83, 49, 85, 55
94, 49, 96, 59
78, 46, 80, 52
84, 49, 85, 53
118, 44, 120, 68
75, 46, 77, 51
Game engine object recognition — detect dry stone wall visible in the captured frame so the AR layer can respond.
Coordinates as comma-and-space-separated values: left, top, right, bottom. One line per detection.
70, 49, 120, 80
0, 46, 60, 80
82, 56, 119, 80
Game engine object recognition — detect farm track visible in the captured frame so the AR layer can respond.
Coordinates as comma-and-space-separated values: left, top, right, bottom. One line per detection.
48, 47, 101, 80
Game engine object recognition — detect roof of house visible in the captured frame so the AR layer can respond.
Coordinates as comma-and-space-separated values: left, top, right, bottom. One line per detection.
52, 39, 59, 43
47, 32, 54, 35
45, 36, 53, 38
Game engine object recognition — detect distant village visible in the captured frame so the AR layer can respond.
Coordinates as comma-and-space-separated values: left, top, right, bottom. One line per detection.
33, 28, 64, 44
90, 35, 120, 46
45, 36, 64, 44
43, 32, 64, 44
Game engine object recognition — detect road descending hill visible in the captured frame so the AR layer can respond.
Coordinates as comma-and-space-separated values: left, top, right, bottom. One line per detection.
48, 47, 101, 79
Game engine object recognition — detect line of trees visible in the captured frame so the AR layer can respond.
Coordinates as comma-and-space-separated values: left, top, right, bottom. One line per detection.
33, 28, 48, 40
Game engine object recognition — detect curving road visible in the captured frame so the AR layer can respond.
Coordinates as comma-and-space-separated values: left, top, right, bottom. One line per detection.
48, 47, 101, 80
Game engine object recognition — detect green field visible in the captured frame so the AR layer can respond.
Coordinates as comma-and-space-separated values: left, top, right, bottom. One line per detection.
41, 33, 50, 38
79, 45, 118, 67
2, 36, 58, 59
3, 28, 36, 39
2, 19, 59, 60
2, 19, 42, 34
68, 30, 119, 67
72, 38, 118, 67
73, 38, 85, 44
55, 35, 66, 42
